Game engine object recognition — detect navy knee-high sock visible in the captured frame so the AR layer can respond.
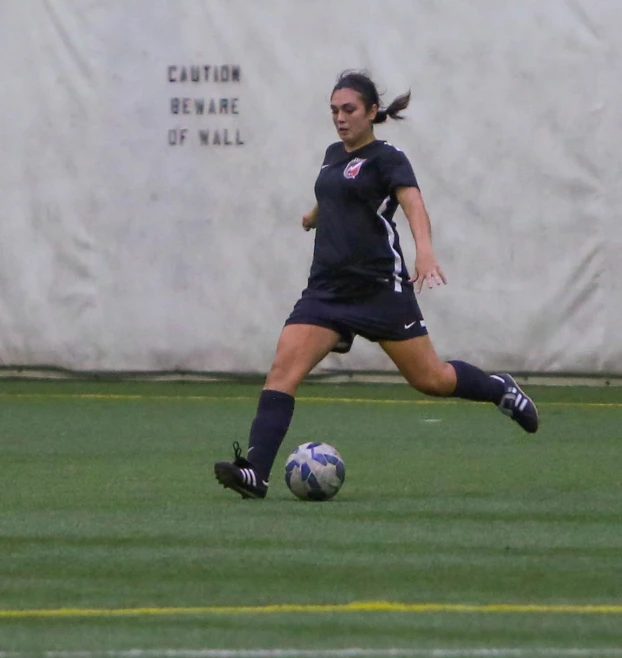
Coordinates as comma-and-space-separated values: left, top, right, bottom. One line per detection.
247, 389, 295, 482
448, 360, 504, 404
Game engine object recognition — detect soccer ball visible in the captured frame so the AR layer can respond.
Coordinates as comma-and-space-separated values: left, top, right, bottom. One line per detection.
285, 442, 346, 501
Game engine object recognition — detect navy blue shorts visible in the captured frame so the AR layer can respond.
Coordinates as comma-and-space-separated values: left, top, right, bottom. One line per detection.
285, 287, 428, 354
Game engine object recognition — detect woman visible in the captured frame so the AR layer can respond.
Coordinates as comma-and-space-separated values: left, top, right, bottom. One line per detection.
215, 71, 539, 499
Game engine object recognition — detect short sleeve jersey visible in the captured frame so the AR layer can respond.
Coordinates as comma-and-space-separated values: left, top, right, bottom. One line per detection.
306, 139, 419, 299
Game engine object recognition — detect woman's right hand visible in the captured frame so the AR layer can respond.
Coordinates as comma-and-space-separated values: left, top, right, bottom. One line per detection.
302, 204, 319, 231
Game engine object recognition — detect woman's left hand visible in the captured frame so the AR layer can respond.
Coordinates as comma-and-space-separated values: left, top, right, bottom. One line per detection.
409, 253, 447, 293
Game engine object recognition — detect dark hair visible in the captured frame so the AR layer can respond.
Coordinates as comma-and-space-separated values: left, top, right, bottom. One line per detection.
332, 70, 411, 124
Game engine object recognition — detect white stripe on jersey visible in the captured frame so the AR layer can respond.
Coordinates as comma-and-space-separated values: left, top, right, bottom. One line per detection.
376, 196, 404, 292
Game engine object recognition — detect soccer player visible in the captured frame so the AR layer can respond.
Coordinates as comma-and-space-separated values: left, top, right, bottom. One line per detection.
215, 70, 539, 499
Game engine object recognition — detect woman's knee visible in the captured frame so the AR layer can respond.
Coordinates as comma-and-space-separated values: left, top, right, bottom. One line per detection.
264, 324, 339, 395
406, 362, 456, 397
264, 357, 305, 395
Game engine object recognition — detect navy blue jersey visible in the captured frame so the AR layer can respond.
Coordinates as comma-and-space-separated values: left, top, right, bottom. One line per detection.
306, 139, 419, 300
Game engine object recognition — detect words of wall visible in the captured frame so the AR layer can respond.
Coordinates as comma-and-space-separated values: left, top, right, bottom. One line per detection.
167, 64, 244, 147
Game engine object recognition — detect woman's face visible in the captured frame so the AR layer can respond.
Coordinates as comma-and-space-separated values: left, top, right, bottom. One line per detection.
330, 87, 377, 150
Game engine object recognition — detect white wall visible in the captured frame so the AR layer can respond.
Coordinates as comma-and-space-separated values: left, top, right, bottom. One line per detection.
1, 0, 619, 374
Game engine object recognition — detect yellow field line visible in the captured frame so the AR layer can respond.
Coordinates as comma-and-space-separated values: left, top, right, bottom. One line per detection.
0, 393, 620, 408
1, 601, 622, 619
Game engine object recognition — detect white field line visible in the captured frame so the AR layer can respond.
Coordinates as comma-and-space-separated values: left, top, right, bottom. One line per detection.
0, 392, 621, 409
2, 649, 622, 658
4, 602, 622, 618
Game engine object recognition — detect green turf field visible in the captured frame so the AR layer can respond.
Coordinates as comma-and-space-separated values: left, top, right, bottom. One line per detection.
1, 379, 621, 657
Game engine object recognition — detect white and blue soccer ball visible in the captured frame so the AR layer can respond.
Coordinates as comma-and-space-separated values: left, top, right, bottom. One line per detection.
285, 442, 346, 501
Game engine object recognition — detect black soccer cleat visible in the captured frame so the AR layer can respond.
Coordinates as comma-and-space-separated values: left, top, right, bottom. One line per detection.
214, 441, 268, 499
491, 373, 540, 434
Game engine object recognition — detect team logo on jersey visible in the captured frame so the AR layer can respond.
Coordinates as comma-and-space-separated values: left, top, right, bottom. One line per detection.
343, 158, 366, 179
